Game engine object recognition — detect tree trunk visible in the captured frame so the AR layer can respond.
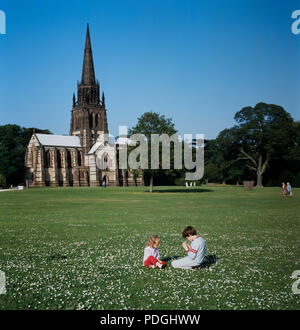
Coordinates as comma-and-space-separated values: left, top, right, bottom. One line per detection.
239, 148, 268, 189
256, 172, 263, 187
256, 155, 263, 187
149, 175, 153, 193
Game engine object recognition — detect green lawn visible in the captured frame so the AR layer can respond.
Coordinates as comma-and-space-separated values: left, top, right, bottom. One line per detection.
0, 185, 299, 310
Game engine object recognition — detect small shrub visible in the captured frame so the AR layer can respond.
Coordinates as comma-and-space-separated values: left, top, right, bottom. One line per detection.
279, 171, 295, 185
295, 171, 300, 188
174, 177, 186, 186
265, 179, 279, 187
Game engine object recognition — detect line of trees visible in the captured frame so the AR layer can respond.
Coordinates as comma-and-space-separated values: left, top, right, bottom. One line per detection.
0, 102, 299, 189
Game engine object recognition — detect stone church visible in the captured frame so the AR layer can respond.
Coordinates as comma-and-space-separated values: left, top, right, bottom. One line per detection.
25, 25, 143, 187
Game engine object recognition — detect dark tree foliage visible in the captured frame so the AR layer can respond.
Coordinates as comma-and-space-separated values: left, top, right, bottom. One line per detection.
203, 103, 299, 187
128, 112, 180, 192
295, 171, 300, 188
0, 125, 51, 186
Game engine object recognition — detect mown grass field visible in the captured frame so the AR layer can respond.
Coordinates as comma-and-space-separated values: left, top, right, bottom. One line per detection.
0, 185, 299, 310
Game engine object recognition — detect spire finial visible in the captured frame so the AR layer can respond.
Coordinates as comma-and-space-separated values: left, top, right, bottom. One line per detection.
73, 92, 76, 107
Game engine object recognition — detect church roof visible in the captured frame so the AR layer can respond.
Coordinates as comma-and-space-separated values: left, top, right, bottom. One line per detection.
88, 135, 117, 154
35, 134, 81, 148
88, 141, 102, 154
116, 136, 135, 145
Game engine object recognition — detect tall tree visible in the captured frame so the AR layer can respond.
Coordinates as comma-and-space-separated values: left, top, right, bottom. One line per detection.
234, 103, 294, 187
128, 112, 177, 192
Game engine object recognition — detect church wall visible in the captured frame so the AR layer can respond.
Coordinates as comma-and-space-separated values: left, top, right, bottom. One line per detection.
25, 135, 89, 187
86, 154, 100, 186
25, 135, 45, 187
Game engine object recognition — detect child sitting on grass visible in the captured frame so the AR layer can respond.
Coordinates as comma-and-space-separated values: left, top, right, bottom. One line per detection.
171, 226, 206, 269
143, 235, 166, 269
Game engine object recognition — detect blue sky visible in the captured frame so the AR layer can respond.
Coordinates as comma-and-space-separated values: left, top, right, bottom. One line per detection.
0, 0, 299, 139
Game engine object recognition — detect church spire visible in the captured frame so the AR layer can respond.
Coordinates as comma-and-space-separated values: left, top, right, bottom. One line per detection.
70, 24, 108, 152
81, 23, 96, 86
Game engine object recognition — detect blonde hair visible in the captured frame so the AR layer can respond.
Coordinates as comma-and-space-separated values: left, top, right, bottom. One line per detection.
146, 235, 161, 248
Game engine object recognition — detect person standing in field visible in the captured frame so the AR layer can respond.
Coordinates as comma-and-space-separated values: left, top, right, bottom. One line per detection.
282, 182, 287, 197
171, 226, 206, 269
287, 182, 292, 197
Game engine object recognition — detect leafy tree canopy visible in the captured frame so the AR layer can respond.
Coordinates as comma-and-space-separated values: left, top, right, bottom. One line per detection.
0, 125, 51, 186
129, 112, 178, 192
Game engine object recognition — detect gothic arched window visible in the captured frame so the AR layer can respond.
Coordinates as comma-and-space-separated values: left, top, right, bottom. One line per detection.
31, 147, 35, 167
77, 150, 82, 166
57, 150, 62, 168
67, 150, 72, 168
45, 150, 51, 168
104, 153, 109, 170
76, 113, 80, 129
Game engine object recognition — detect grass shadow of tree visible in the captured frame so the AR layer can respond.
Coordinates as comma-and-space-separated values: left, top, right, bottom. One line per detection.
153, 188, 214, 193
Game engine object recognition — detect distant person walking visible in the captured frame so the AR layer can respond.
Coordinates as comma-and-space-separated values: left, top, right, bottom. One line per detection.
287, 182, 292, 197
282, 182, 287, 198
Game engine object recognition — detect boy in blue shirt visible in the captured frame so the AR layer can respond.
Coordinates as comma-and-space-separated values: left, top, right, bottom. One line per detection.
171, 226, 206, 269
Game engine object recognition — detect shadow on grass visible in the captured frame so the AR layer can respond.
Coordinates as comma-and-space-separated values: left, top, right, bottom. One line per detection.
48, 253, 68, 261
152, 188, 214, 193
161, 256, 180, 262
192, 254, 219, 269
162, 254, 219, 269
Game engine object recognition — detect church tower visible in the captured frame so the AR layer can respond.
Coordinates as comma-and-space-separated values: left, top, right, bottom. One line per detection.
70, 24, 108, 156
